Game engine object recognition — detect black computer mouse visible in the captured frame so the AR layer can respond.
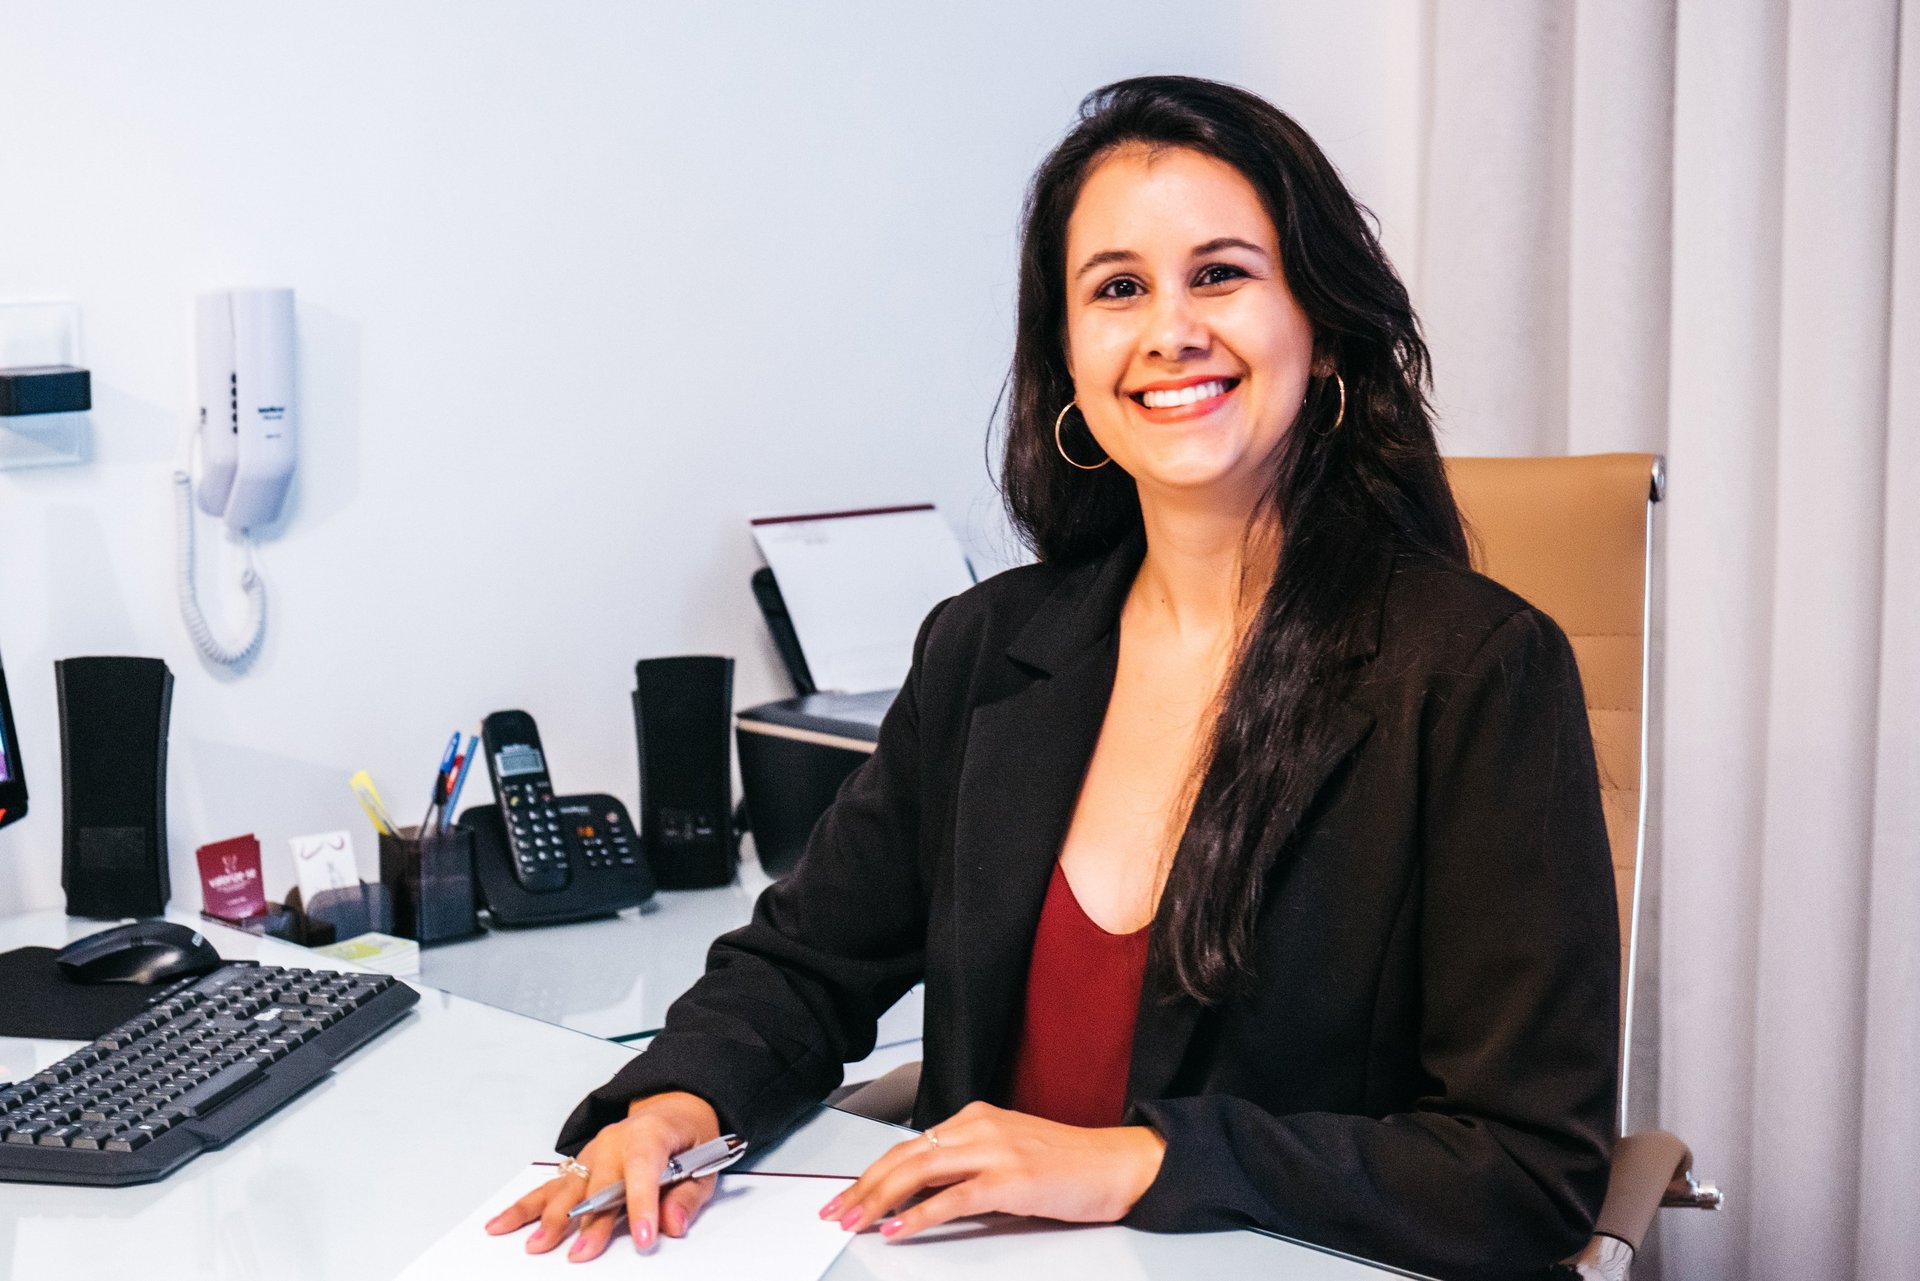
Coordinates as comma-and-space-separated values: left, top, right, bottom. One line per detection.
53, 920, 224, 986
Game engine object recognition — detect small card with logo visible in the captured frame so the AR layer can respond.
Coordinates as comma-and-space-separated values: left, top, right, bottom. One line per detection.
196, 834, 268, 921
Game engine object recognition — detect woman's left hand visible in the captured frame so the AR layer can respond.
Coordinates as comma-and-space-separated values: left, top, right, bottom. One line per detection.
818, 1101, 1167, 1242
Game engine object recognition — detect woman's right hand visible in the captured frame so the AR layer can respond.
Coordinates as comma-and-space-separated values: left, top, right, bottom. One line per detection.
485, 1091, 723, 1262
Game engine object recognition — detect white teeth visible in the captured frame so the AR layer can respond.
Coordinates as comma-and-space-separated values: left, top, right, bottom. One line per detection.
1141, 379, 1229, 409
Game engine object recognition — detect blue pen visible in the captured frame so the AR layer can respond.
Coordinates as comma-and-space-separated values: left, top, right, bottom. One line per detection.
422, 731, 462, 831
442, 734, 477, 831
435, 731, 462, 779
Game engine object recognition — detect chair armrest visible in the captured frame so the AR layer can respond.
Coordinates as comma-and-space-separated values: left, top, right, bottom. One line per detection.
1596, 1129, 1721, 1252
1661, 1168, 1724, 1210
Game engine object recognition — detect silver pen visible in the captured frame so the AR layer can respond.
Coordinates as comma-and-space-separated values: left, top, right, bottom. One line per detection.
565, 1135, 749, 1220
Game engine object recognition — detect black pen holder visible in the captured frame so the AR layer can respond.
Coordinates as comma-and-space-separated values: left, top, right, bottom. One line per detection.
379, 824, 483, 947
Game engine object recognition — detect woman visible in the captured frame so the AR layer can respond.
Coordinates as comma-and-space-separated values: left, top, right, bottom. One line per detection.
489, 75, 1619, 1280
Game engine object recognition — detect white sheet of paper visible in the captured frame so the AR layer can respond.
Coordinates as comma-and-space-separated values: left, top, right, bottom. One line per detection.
289, 829, 359, 905
396, 1167, 858, 1281
752, 505, 974, 694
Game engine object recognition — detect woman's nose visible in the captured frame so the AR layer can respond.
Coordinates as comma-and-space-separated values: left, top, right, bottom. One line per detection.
1145, 290, 1209, 362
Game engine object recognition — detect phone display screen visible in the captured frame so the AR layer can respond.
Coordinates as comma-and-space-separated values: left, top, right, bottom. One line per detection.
494, 744, 546, 779
0, 721, 11, 783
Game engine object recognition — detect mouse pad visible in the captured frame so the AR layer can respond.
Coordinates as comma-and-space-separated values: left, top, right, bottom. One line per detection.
0, 947, 190, 1041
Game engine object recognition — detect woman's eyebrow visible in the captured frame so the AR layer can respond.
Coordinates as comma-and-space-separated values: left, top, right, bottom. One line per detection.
1192, 236, 1268, 259
1074, 248, 1139, 281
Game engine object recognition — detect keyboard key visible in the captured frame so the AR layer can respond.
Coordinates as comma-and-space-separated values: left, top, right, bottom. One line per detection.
178, 1063, 264, 1118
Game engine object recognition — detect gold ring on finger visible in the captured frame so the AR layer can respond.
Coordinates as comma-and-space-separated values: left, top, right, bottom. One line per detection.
924, 1128, 940, 1149
559, 1158, 591, 1180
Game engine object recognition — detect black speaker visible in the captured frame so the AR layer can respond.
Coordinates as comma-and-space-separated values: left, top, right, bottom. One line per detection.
633, 656, 736, 889
56, 656, 174, 919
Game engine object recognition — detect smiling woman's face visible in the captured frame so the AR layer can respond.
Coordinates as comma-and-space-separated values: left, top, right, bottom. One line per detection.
1063, 144, 1316, 508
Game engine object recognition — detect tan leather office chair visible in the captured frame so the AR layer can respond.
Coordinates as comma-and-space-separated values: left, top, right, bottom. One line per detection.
837, 453, 1718, 1278
1445, 453, 1718, 1280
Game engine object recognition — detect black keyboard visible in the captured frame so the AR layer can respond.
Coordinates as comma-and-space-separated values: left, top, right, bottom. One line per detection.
0, 961, 418, 1186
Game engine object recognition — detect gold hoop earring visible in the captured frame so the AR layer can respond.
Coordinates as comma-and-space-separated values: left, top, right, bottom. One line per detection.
1053, 401, 1111, 470
1315, 371, 1346, 433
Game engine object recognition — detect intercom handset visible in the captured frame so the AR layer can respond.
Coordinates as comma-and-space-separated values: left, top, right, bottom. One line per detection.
479, 710, 569, 893
173, 286, 297, 669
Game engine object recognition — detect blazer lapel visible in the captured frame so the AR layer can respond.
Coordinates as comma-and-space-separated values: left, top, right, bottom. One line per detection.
1125, 692, 1375, 1108
947, 542, 1141, 1102
1126, 555, 1393, 1107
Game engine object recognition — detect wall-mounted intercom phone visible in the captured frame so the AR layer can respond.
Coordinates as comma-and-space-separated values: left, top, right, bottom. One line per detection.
172, 286, 297, 668
193, 288, 296, 529
459, 709, 653, 927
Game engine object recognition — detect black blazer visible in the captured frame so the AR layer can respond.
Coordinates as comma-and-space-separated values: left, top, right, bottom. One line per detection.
559, 538, 1619, 1281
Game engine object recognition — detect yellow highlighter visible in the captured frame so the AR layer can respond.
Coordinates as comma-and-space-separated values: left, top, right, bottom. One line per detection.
349, 770, 399, 836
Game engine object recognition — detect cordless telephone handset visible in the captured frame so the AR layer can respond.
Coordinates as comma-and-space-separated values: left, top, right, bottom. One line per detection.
463, 708, 652, 926
480, 710, 568, 894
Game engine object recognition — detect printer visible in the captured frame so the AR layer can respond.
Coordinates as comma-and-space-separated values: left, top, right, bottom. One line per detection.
734, 688, 891, 876
737, 498, 974, 877
736, 567, 895, 875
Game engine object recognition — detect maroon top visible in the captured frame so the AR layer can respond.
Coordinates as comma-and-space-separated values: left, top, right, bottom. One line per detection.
1005, 862, 1152, 1128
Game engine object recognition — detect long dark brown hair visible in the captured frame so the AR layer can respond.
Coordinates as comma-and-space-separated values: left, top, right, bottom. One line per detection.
1002, 76, 1468, 1005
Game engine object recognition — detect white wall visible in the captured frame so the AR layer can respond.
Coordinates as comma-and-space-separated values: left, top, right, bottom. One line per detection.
0, 0, 1422, 912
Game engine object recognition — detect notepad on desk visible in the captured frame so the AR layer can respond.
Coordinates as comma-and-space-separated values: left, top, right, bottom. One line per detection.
397, 1166, 858, 1280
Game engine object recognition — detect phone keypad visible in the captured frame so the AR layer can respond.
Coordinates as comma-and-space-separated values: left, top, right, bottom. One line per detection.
556, 804, 640, 871
505, 781, 568, 890
502, 786, 643, 891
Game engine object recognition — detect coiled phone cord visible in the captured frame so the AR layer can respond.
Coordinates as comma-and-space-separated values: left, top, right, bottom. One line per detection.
171, 466, 267, 667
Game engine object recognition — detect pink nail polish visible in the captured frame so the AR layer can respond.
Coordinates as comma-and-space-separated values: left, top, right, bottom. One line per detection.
634, 1218, 654, 1249
527, 1229, 546, 1249
839, 1208, 862, 1231
569, 1239, 589, 1260
820, 1195, 843, 1218
881, 1219, 904, 1237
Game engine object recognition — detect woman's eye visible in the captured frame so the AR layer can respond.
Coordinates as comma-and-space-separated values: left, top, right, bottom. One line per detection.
1195, 263, 1248, 287
1095, 277, 1144, 300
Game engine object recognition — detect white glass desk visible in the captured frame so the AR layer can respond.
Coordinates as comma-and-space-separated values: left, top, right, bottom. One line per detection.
0, 910, 1419, 1280
411, 880, 924, 1080
413, 839, 791, 1042
418, 887, 764, 1040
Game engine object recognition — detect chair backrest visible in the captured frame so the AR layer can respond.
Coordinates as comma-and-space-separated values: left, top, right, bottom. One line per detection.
1441, 453, 1662, 1127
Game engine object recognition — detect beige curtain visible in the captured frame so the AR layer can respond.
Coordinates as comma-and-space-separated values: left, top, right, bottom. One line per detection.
1411, 2, 1919, 1277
